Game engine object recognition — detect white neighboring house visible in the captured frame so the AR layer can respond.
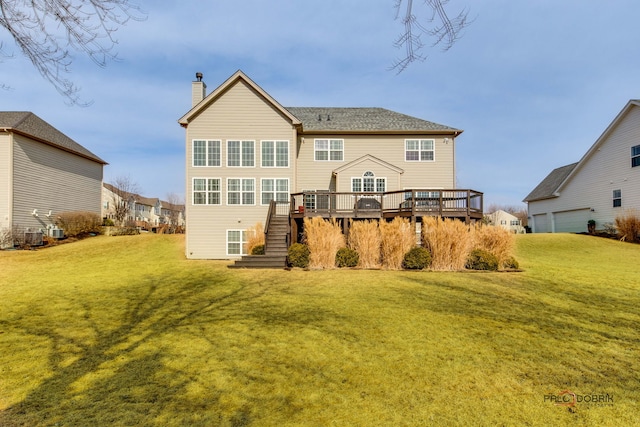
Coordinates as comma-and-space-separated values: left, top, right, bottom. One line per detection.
485, 210, 525, 234
524, 100, 640, 233
0, 112, 106, 243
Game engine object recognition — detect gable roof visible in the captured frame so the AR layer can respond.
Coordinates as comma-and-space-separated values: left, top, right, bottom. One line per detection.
332, 154, 404, 175
523, 162, 578, 202
178, 70, 301, 127
286, 107, 461, 135
524, 99, 640, 203
0, 111, 107, 164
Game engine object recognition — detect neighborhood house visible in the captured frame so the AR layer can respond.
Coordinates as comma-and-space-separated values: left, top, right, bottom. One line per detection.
525, 100, 640, 233
179, 70, 483, 260
0, 112, 106, 245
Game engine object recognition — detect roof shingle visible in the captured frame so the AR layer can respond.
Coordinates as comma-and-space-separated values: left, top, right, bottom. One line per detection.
523, 162, 578, 202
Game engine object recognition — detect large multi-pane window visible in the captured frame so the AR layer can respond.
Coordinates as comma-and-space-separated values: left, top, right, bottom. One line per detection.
262, 141, 289, 167
227, 140, 255, 167
261, 179, 289, 205
351, 171, 386, 192
227, 178, 255, 205
632, 145, 640, 167
192, 140, 221, 167
227, 230, 247, 255
405, 139, 435, 161
314, 139, 344, 161
192, 178, 221, 205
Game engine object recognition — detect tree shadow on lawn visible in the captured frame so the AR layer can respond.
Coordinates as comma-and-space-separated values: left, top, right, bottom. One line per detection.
0, 271, 345, 426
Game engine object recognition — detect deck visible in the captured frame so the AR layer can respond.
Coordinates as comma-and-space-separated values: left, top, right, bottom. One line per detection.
289, 189, 484, 223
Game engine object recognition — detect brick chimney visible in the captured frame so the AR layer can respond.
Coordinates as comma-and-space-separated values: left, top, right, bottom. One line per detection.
192, 72, 207, 107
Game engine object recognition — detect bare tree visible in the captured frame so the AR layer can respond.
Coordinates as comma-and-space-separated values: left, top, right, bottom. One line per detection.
392, 0, 470, 72
109, 175, 140, 226
0, 0, 145, 105
164, 192, 184, 234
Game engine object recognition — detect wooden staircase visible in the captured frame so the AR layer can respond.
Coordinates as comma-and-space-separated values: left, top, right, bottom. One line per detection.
229, 202, 289, 269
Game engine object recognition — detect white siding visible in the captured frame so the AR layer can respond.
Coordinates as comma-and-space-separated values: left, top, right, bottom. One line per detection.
185, 80, 296, 259
528, 104, 640, 232
0, 133, 10, 229
12, 135, 103, 231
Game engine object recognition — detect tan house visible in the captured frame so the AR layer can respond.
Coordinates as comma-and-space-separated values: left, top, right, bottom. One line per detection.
179, 70, 482, 260
524, 100, 640, 233
485, 209, 525, 234
0, 112, 106, 244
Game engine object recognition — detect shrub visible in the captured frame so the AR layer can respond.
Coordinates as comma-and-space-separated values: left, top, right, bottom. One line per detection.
380, 217, 415, 270
246, 222, 265, 255
402, 247, 431, 270
288, 243, 310, 268
615, 209, 640, 243
251, 244, 265, 255
473, 224, 515, 268
502, 256, 520, 270
110, 227, 140, 236
422, 217, 473, 271
348, 220, 381, 268
103, 218, 115, 226
304, 217, 345, 269
335, 247, 359, 268
56, 211, 102, 237
466, 249, 499, 271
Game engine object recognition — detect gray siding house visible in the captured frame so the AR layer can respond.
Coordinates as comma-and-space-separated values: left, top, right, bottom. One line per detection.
0, 112, 106, 241
524, 100, 640, 233
179, 71, 482, 260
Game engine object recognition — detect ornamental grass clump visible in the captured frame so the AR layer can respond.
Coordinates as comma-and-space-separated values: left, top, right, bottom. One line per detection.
379, 217, 415, 270
348, 220, 381, 268
245, 222, 265, 255
615, 209, 640, 243
304, 217, 345, 269
473, 224, 515, 269
421, 217, 473, 271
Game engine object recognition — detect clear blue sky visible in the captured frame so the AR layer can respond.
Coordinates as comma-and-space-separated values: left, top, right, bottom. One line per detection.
2, 0, 639, 208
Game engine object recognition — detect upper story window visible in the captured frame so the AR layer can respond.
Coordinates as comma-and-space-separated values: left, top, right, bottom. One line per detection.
227, 140, 255, 167
315, 139, 343, 161
193, 140, 221, 167
613, 189, 622, 208
262, 141, 289, 167
632, 145, 640, 167
405, 139, 434, 161
193, 178, 221, 205
261, 178, 289, 205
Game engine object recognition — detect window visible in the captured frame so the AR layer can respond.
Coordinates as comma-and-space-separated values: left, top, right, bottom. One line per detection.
227, 178, 255, 205
613, 189, 622, 208
405, 139, 435, 161
510, 220, 521, 226
261, 179, 289, 205
315, 139, 343, 161
193, 140, 221, 167
227, 230, 247, 255
227, 140, 255, 167
192, 178, 221, 205
632, 145, 640, 167
352, 171, 386, 192
262, 141, 289, 167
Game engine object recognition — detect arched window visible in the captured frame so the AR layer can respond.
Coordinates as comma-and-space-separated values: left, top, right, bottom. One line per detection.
352, 171, 386, 192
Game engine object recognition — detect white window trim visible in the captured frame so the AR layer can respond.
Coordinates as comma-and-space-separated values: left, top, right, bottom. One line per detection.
227, 140, 256, 168
226, 229, 247, 256
192, 177, 222, 206
405, 139, 435, 162
226, 178, 256, 206
314, 139, 344, 162
351, 173, 386, 193
260, 178, 290, 206
261, 140, 290, 168
192, 139, 222, 167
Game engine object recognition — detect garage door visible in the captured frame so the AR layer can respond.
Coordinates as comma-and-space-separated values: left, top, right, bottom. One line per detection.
533, 213, 548, 233
553, 209, 591, 233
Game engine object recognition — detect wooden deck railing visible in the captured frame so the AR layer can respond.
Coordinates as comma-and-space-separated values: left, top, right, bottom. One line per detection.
289, 189, 483, 221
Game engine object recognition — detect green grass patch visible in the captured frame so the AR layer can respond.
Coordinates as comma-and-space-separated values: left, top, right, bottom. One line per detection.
1, 233, 639, 426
